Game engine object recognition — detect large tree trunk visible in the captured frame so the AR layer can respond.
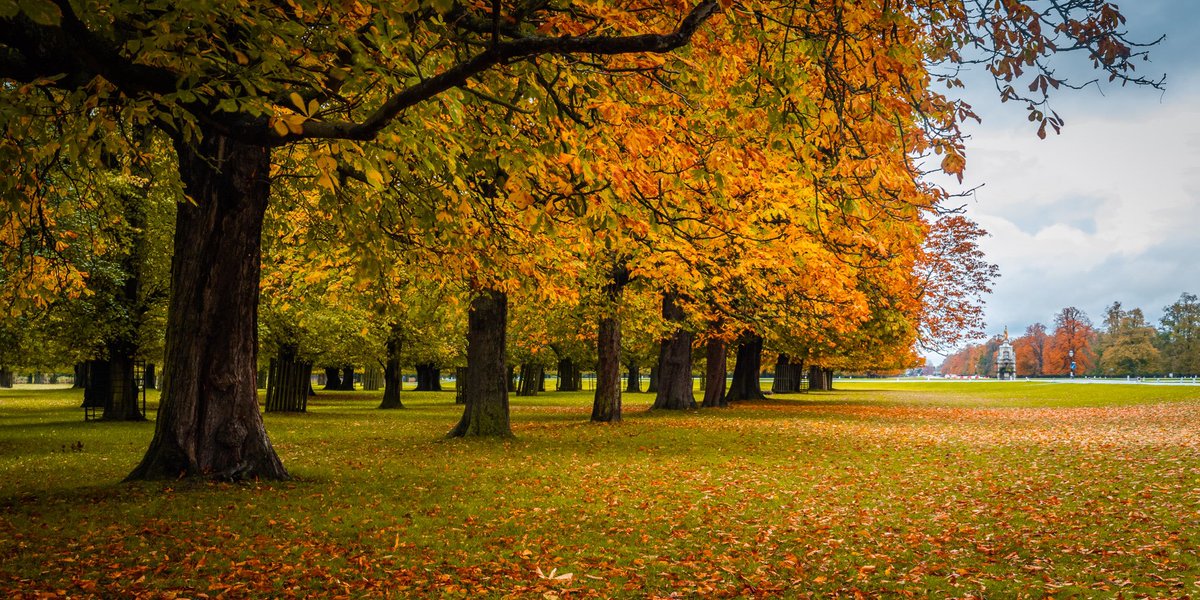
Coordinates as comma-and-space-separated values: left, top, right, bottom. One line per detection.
323, 367, 342, 391
379, 330, 404, 409
725, 333, 766, 402
448, 289, 511, 437
0, 368, 12, 388
647, 365, 659, 393
126, 131, 286, 482
145, 363, 157, 391
702, 337, 728, 408
624, 360, 640, 393
652, 293, 696, 410
592, 315, 622, 422
265, 345, 309, 413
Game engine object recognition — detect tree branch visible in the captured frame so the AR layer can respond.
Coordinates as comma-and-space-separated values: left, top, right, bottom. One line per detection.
286, 0, 720, 143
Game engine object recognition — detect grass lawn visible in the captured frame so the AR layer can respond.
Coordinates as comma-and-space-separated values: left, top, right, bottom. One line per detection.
1, 381, 1198, 598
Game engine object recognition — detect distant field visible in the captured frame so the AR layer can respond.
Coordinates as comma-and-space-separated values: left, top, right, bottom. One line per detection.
1, 382, 1198, 598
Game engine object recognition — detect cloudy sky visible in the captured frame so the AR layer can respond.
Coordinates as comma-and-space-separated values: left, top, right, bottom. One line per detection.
931, 0, 1200, 358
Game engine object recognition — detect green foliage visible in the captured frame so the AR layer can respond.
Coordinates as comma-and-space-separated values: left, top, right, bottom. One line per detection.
2, 382, 1199, 596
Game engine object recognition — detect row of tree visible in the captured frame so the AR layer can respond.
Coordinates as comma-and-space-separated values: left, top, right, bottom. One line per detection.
940, 294, 1200, 378
1, 0, 1160, 480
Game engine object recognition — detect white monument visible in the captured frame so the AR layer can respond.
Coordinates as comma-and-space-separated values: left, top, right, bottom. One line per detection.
996, 327, 1017, 380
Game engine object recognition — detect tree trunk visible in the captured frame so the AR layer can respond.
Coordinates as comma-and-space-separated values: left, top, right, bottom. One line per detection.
103, 343, 145, 421
824, 368, 835, 390
725, 333, 766, 402
126, 130, 286, 481
808, 364, 829, 391
338, 366, 355, 391
506, 365, 516, 393
448, 289, 512, 437
362, 365, 382, 391
647, 365, 659, 393
517, 363, 542, 397
73, 362, 88, 389
145, 363, 157, 391
415, 363, 443, 391
702, 337, 728, 408
265, 346, 309, 413
790, 361, 805, 392
456, 367, 468, 404
771, 354, 791, 393
592, 315, 622, 422
82, 359, 110, 410
652, 293, 696, 410
0, 368, 12, 388
323, 367, 342, 391
379, 331, 404, 409
556, 358, 579, 391
625, 360, 641, 393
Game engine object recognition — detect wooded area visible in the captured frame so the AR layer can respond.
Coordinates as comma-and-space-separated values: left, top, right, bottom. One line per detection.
0, 0, 1163, 483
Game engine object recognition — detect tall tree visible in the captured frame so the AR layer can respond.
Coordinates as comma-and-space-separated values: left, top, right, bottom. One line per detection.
1097, 302, 1159, 377
1045, 307, 1095, 376
1159, 293, 1200, 376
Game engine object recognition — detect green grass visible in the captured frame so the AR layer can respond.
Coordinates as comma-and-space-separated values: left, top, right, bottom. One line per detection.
2, 382, 1199, 598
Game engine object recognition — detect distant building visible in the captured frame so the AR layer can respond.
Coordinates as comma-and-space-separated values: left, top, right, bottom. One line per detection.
996, 327, 1017, 380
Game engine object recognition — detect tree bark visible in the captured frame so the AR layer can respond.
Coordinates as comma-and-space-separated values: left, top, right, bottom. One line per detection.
725, 333, 766, 402
82, 359, 110, 410
362, 365, 382, 391
0, 368, 12, 388
808, 364, 829, 391
103, 343, 145, 421
448, 289, 511, 437
647, 365, 659, 393
126, 130, 286, 481
592, 315, 622, 422
556, 357, 581, 391
415, 363, 443, 391
771, 354, 791, 393
701, 337, 728, 408
517, 363, 542, 396
145, 363, 157, 391
379, 330, 404, 409
265, 345, 309, 413
624, 360, 641, 393
652, 293, 696, 410
323, 367, 342, 390
456, 367, 468, 404
338, 365, 355, 391
73, 362, 88, 389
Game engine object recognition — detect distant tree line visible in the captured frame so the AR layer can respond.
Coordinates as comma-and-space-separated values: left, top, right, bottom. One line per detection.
940, 293, 1200, 378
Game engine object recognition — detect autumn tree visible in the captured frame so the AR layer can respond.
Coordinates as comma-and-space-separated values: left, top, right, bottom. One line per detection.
1045, 307, 1095, 376
1013, 323, 1049, 377
2, 0, 1161, 478
1096, 302, 1159, 377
